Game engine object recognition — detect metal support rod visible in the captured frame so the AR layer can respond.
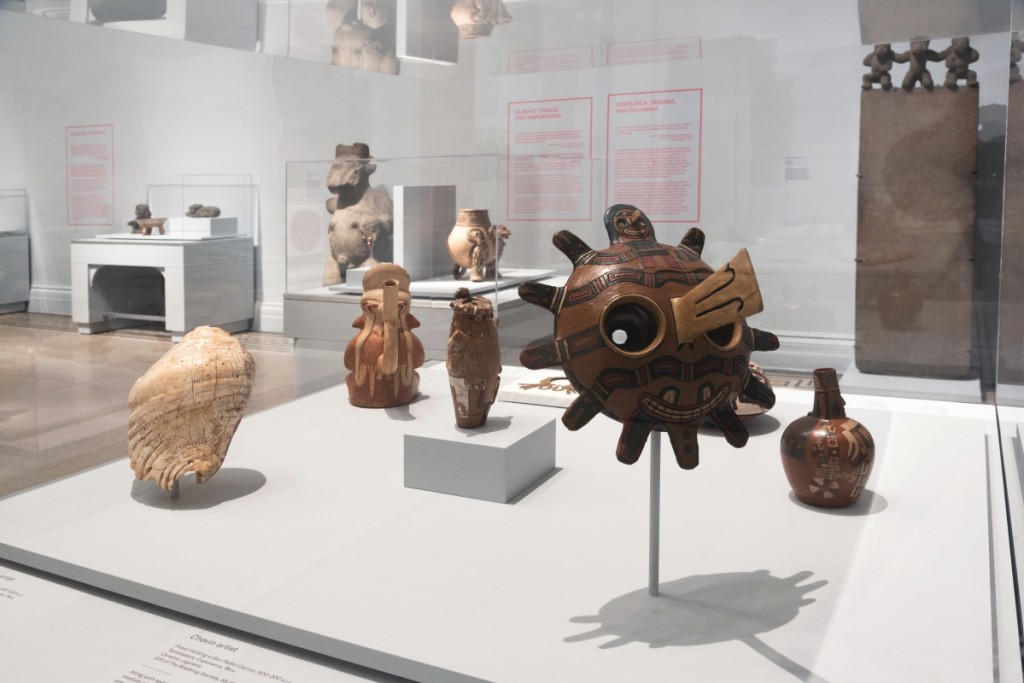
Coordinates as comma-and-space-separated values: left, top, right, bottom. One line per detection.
649, 431, 661, 597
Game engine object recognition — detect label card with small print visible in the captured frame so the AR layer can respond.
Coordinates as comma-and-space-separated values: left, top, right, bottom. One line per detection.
109, 629, 340, 683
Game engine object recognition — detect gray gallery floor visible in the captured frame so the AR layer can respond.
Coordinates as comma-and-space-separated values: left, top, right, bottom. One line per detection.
0, 312, 298, 498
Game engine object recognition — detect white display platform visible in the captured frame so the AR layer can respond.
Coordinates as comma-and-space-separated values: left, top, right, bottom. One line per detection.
0, 563, 383, 682
330, 267, 558, 298
0, 232, 30, 313
96, 231, 236, 242
71, 235, 254, 340
167, 216, 239, 238
0, 365, 1011, 682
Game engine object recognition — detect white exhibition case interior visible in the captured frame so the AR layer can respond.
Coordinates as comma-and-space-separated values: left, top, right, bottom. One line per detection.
1, 1, 1024, 682
0, 365, 1017, 682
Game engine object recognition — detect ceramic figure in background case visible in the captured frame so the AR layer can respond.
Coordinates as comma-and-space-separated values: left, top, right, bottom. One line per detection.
127, 326, 255, 491
446, 287, 501, 428
187, 204, 221, 218
780, 368, 875, 508
326, 0, 399, 75
448, 209, 510, 283
323, 143, 395, 285
345, 263, 425, 408
450, 0, 512, 38
128, 203, 166, 235
519, 204, 779, 469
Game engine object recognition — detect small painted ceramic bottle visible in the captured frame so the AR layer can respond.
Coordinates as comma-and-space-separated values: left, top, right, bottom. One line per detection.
780, 368, 875, 507
446, 288, 501, 428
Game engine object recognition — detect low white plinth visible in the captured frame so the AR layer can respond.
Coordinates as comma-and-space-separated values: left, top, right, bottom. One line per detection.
71, 236, 254, 339
167, 216, 239, 238
405, 414, 555, 503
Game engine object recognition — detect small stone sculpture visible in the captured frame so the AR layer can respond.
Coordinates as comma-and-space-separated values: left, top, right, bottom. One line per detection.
323, 143, 394, 285
862, 44, 898, 91
128, 203, 152, 233
127, 326, 255, 492
344, 263, 425, 407
943, 37, 979, 91
780, 368, 875, 508
186, 204, 221, 218
447, 288, 501, 428
897, 39, 943, 92
518, 205, 779, 469
448, 209, 510, 282
450, 0, 512, 38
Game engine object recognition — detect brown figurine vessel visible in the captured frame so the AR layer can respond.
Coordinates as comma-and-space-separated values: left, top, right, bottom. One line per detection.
780, 368, 875, 508
344, 263, 425, 408
518, 204, 779, 469
446, 288, 501, 428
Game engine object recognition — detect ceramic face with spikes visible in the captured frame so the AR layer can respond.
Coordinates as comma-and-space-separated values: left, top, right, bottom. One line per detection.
518, 204, 779, 469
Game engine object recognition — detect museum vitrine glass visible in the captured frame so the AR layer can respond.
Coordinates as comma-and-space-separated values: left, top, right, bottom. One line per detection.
0, 1, 1023, 682
0, 189, 30, 312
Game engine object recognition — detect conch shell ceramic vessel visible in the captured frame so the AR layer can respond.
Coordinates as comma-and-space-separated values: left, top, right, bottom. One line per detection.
344, 263, 425, 407
127, 326, 255, 491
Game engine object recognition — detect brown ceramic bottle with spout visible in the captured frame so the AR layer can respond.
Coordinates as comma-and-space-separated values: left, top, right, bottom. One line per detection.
780, 368, 875, 507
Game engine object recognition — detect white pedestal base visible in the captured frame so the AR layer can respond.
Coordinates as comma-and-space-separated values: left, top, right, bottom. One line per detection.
71, 236, 254, 339
404, 414, 555, 503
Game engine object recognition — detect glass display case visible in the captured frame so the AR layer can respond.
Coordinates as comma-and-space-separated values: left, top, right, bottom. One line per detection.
284, 152, 602, 392
70, 177, 257, 339
0, 1, 1022, 682
0, 189, 30, 313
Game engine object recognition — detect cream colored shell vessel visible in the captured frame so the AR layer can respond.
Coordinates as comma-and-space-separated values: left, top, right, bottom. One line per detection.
128, 326, 256, 491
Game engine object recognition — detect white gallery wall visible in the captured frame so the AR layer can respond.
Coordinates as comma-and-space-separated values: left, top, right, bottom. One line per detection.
0, 10, 426, 329
0, 1, 1011, 350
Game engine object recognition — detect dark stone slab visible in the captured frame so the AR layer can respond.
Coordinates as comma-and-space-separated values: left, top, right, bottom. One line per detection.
855, 87, 978, 377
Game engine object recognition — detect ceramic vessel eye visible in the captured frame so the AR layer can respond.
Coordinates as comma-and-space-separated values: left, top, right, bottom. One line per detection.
599, 294, 666, 358
704, 321, 743, 351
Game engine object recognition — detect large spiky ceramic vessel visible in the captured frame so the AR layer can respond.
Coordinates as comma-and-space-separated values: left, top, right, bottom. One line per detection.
128, 326, 255, 490
518, 205, 779, 469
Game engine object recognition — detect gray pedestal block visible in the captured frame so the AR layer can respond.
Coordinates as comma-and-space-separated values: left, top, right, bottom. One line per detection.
404, 414, 555, 503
